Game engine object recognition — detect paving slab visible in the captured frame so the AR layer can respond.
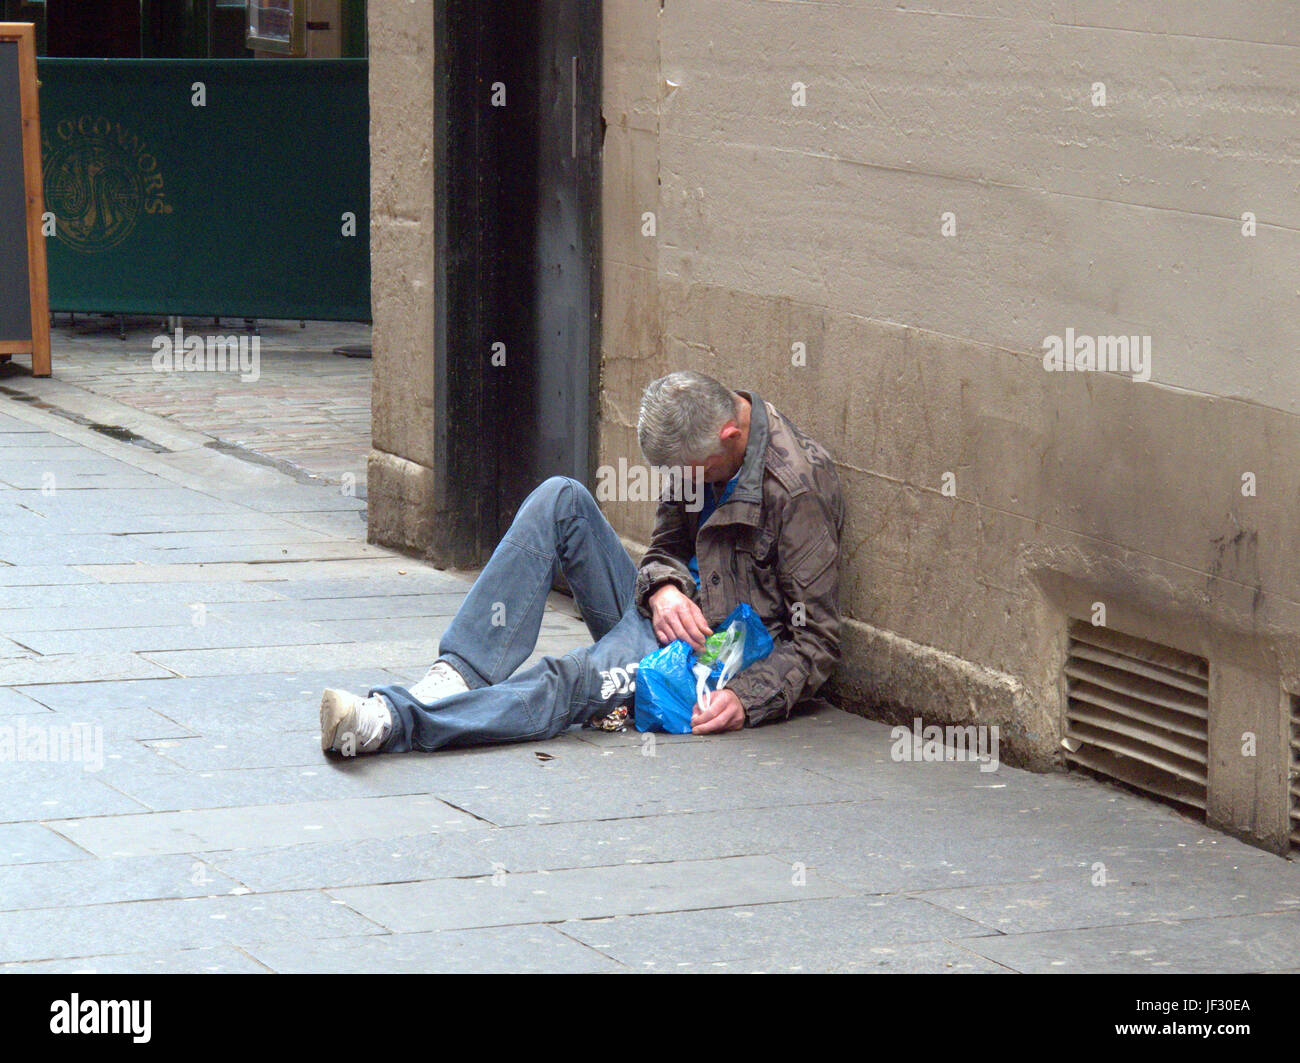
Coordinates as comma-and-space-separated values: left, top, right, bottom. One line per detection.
445, 800, 891, 873
769, 831, 1185, 897
0, 471, 165, 493
270, 574, 476, 600
120, 541, 385, 566
0, 687, 43, 715
16, 669, 416, 725
0, 853, 244, 912
331, 854, 852, 933
0, 565, 97, 587
0, 601, 282, 633
0, 891, 381, 965
73, 558, 410, 585
88, 762, 334, 813
204, 593, 468, 623
140, 640, 442, 677
0, 652, 175, 686
10, 621, 347, 655
0, 432, 75, 446
13, 511, 294, 535
96, 750, 519, 812
278, 510, 371, 540
211, 487, 368, 513
45, 794, 487, 857
1, 946, 267, 974
961, 911, 1300, 974
429, 742, 877, 826
248, 926, 622, 973
820, 939, 1013, 974
0, 536, 157, 566
204, 833, 497, 893
0, 706, 194, 743
127, 528, 340, 550
145, 731, 327, 772
17, 487, 250, 517
910, 852, 1300, 934
0, 581, 286, 612
0, 774, 149, 824
0, 822, 92, 865
559, 895, 994, 971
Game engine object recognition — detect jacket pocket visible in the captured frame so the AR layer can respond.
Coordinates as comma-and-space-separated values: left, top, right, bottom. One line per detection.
784, 525, 835, 588
731, 527, 780, 618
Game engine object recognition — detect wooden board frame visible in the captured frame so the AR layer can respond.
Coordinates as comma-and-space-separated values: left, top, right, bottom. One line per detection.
0, 23, 49, 377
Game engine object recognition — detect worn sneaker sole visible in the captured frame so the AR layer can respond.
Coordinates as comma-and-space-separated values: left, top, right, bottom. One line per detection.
319, 688, 354, 752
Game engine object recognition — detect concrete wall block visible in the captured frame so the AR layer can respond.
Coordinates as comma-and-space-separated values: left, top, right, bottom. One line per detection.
369, 216, 437, 468
600, 261, 664, 414
603, 0, 661, 130
1062, 1, 1300, 45
828, 615, 1055, 771
601, 124, 662, 272
657, 133, 1299, 410
368, 0, 438, 538
1207, 663, 1291, 853
659, 1, 1300, 224
366, 449, 439, 556
368, 3, 435, 224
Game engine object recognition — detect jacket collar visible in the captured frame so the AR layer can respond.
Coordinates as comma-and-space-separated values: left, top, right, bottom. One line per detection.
730, 390, 767, 504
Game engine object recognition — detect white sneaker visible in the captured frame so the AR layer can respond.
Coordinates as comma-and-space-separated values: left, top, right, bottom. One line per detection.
320, 689, 392, 755
407, 659, 470, 704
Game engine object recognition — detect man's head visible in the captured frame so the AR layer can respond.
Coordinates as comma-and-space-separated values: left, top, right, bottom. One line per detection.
636, 370, 749, 484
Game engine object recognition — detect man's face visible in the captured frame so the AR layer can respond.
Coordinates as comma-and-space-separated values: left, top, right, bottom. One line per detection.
677, 454, 723, 488
688, 420, 742, 485
697, 451, 731, 484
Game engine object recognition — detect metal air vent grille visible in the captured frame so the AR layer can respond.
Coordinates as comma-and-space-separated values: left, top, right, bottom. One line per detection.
1064, 620, 1209, 815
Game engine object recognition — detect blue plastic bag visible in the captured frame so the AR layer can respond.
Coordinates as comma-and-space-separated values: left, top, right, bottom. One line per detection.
634, 603, 774, 734
633, 639, 697, 734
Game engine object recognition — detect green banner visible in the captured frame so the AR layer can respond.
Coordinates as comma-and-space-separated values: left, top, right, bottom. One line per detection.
37, 58, 370, 321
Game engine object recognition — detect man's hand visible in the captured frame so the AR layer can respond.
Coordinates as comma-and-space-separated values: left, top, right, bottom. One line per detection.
692, 688, 745, 734
648, 583, 712, 651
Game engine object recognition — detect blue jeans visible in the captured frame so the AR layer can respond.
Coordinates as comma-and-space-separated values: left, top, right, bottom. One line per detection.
370, 476, 661, 753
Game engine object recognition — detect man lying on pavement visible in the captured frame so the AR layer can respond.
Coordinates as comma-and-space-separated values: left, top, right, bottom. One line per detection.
319, 369, 845, 756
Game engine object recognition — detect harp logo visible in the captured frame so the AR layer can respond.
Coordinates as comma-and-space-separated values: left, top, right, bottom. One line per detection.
42, 114, 172, 253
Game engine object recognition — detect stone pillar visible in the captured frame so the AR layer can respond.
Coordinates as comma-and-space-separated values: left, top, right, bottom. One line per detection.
365, 2, 441, 560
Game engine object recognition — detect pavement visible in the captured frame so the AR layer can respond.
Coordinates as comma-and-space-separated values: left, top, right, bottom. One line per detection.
27, 316, 372, 485
0, 342, 1299, 973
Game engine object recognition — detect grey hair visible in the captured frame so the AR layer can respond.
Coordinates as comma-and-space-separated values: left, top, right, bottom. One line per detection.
636, 371, 739, 466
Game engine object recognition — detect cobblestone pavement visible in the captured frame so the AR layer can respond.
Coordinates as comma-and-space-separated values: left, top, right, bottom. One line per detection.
0, 367, 1298, 973
16, 316, 371, 485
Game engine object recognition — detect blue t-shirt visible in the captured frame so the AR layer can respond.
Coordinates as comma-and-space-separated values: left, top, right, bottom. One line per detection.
687, 472, 740, 584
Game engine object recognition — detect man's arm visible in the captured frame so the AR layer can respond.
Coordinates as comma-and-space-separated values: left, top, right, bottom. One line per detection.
724, 486, 844, 727
634, 495, 699, 616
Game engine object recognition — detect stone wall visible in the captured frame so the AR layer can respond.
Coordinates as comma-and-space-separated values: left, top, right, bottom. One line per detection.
366, 2, 440, 558
599, 0, 1300, 846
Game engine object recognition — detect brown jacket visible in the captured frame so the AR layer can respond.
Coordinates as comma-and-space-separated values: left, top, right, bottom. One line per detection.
634, 391, 845, 727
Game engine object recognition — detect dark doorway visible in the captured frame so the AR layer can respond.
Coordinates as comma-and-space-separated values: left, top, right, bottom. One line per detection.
435, 0, 602, 566
46, 0, 140, 57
